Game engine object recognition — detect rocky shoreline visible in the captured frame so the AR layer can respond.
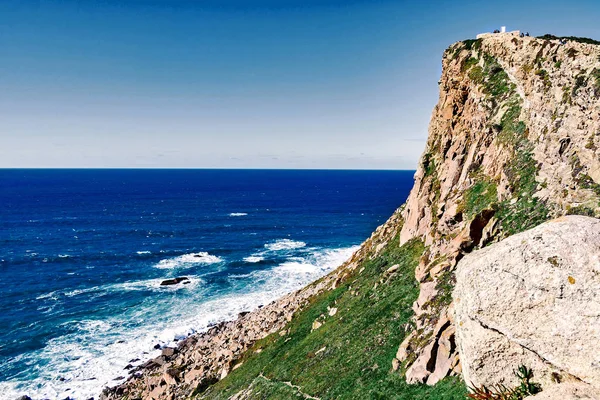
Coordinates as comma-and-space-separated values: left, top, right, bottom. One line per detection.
100, 209, 403, 400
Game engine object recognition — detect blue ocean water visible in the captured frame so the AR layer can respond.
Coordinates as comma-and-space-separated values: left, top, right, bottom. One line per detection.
0, 169, 414, 399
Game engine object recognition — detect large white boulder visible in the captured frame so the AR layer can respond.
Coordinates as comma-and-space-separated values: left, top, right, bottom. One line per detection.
453, 216, 600, 394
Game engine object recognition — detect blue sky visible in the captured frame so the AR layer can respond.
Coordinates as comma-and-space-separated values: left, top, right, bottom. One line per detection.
1, 0, 599, 169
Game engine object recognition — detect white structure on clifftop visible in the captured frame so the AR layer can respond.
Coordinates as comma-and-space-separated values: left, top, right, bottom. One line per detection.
477, 26, 520, 39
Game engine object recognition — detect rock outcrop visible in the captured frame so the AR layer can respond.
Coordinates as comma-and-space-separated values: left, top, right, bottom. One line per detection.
454, 216, 600, 396
393, 32, 600, 384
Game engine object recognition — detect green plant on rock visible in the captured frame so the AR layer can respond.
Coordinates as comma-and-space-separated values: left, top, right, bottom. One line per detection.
467, 365, 542, 400
469, 65, 484, 84
481, 54, 513, 98
566, 205, 596, 217
462, 57, 479, 73
537, 34, 600, 45
422, 151, 437, 178
591, 68, 600, 95
462, 178, 498, 219
534, 69, 551, 90
572, 74, 587, 96
494, 97, 549, 236
464, 38, 483, 51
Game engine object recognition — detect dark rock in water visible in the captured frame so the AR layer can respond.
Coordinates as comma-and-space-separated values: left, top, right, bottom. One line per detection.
124, 364, 133, 370
153, 344, 161, 350
238, 311, 250, 319
15, 396, 32, 400
129, 358, 140, 363
114, 376, 125, 380
160, 277, 190, 286
59, 377, 66, 381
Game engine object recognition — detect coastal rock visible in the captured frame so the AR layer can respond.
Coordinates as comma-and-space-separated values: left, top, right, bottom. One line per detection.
160, 277, 190, 286
161, 347, 176, 357
454, 216, 600, 394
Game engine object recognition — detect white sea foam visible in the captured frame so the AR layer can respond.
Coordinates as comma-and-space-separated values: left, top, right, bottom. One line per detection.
35, 291, 58, 300
154, 252, 222, 269
117, 277, 203, 292
1, 245, 358, 400
274, 261, 318, 274
37, 277, 203, 303
229, 212, 248, 217
58, 254, 71, 258
264, 239, 306, 251
243, 255, 265, 263
136, 250, 152, 255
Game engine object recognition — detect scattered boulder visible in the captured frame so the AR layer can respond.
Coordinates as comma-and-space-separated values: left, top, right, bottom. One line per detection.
454, 216, 600, 394
161, 347, 176, 357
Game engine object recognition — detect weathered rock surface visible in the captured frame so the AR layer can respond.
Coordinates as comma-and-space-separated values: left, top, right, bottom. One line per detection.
530, 382, 600, 399
454, 216, 600, 395
394, 32, 600, 384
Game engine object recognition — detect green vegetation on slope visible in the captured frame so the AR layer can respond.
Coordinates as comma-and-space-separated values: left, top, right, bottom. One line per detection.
537, 34, 600, 45
461, 177, 498, 219
495, 98, 549, 236
199, 237, 466, 400
462, 49, 549, 237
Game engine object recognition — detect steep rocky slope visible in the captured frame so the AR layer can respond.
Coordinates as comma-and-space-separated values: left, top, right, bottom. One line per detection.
100, 33, 600, 399
394, 32, 600, 385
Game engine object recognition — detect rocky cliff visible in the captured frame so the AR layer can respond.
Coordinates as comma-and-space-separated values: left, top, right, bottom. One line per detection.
100, 33, 600, 400
394, 31, 600, 386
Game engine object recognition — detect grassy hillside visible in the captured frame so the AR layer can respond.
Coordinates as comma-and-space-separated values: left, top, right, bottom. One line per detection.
198, 234, 466, 399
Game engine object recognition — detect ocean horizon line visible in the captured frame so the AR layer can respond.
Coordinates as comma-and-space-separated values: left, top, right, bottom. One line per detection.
0, 167, 417, 172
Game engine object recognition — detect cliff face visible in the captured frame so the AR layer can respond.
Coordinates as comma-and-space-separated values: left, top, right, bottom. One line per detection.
394, 33, 600, 385
101, 33, 600, 400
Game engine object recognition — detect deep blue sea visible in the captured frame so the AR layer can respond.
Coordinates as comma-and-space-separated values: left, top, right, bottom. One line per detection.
0, 169, 414, 400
